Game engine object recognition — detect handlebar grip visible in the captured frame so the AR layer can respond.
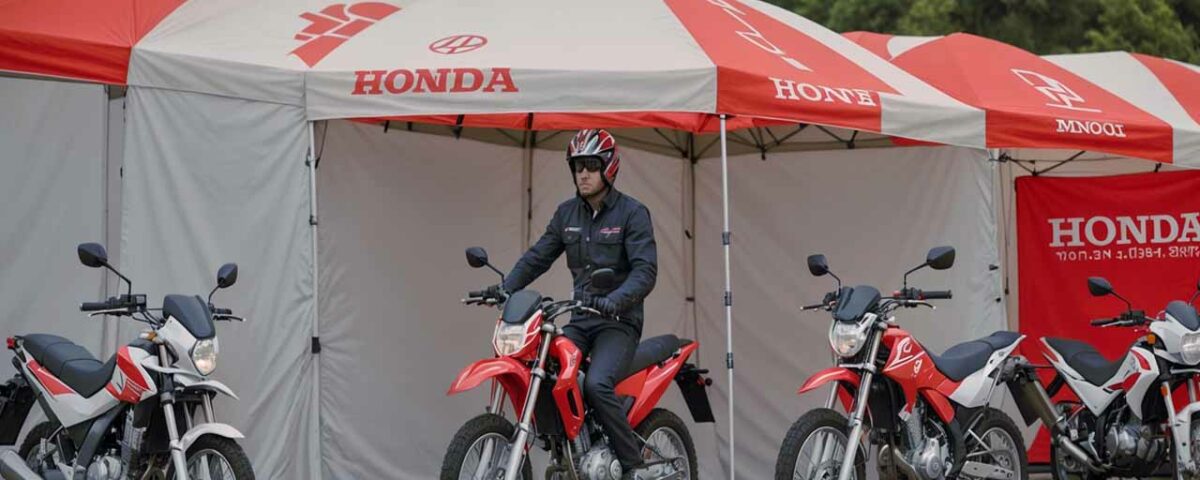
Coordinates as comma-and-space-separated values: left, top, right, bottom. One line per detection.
468, 290, 486, 298
212, 308, 232, 315
922, 290, 952, 300
80, 301, 110, 312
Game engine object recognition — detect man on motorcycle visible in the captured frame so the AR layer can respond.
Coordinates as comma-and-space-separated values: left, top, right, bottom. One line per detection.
484, 128, 658, 479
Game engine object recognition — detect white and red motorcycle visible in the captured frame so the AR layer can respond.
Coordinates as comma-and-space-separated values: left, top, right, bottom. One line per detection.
0, 243, 254, 480
1004, 276, 1200, 479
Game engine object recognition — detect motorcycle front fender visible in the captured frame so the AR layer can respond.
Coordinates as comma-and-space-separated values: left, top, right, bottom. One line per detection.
448, 357, 531, 414
180, 422, 244, 453
798, 367, 859, 411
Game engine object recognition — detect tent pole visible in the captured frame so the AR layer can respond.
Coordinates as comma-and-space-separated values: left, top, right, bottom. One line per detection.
719, 114, 735, 480
521, 131, 536, 249
306, 120, 323, 480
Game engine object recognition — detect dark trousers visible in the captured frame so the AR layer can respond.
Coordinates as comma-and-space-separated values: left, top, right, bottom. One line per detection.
562, 318, 642, 468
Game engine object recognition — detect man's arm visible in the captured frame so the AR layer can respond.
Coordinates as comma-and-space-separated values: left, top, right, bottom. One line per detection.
607, 206, 657, 310
503, 214, 564, 293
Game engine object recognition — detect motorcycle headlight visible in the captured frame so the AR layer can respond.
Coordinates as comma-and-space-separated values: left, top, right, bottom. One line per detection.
493, 322, 533, 357
829, 321, 869, 358
191, 339, 217, 376
1182, 333, 1200, 364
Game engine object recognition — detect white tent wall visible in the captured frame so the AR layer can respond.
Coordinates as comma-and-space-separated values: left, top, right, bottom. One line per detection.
692, 146, 1006, 479
0, 76, 111, 441
119, 87, 317, 479
313, 121, 526, 479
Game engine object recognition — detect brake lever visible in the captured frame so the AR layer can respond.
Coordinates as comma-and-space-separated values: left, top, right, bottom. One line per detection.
214, 315, 246, 322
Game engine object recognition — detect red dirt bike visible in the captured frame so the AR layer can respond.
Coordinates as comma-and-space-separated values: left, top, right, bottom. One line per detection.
776, 246, 1029, 480
441, 247, 715, 480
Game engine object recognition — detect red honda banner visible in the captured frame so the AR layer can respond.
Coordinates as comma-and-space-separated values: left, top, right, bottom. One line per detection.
1017, 170, 1200, 462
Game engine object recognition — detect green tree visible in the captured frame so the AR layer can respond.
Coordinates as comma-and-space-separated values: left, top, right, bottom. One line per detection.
1085, 0, 1200, 62
764, 0, 1200, 63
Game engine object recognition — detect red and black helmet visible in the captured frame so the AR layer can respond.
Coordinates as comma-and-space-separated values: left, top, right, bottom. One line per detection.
566, 129, 620, 187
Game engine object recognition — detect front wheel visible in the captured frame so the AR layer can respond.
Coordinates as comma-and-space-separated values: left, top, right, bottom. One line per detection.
962, 408, 1027, 480
775, 408, 866, 480
634, 408, 698, 479
167, 434, 256, 480
440, 413, 531, 480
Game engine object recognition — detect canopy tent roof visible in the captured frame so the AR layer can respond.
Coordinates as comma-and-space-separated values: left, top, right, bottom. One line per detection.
1, 0, 985, 148
0, 0, 183, 84
845, 31, 1200, 166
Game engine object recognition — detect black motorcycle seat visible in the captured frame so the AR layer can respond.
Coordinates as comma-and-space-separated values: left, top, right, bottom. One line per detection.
22, 334, 113, 397
620, 335, 691, 380
22, 335, 156, 398
926, 331, 1021, 382
1044, 337, 1125, 386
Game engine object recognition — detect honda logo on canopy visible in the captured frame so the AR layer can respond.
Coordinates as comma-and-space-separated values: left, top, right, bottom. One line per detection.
291, 2, 401, 67
1011, 69, 1100, 113
429, 35, 488, 55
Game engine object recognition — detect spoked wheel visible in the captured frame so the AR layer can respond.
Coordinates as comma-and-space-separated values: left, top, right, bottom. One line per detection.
1050, 441, 1102, 480
18, 421, 61, 474
775, 408, 865, 480
440, 414, 532, 480
634, 409, 698, 479
961, 409, 1028, 480
167, 435, 255, 480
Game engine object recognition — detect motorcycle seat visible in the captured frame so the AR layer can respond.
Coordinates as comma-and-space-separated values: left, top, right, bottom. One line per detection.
926, 331, 1021, 382
1044, 337, 1125, 386
21, 334, 113, 397
621, 335, 692, 379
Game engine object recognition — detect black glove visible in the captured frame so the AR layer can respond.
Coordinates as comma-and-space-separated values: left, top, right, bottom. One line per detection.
589, 296, 619, 317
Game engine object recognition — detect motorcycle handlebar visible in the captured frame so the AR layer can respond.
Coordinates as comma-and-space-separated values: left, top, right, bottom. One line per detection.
80, 301, 111, 312
922, 290, 952, 300
1091, 317, 1118, 327
212, 307, 233, 315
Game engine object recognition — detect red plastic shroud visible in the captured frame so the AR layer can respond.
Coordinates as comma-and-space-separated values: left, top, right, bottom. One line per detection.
795, 326, 964, 424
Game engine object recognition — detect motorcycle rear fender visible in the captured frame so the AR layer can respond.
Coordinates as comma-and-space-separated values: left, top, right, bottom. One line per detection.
617, 341, 700, 428
798, 367, 860, 411
180, 422, 244, 453
448, 357, 531, 414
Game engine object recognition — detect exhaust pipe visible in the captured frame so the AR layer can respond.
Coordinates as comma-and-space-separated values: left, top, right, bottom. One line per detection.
1003, 359, 1104, 474
880, 444, 922, 480
0, 450, 41, 480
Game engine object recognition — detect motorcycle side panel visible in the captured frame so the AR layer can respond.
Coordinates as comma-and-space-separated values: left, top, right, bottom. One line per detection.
549, 336, 586, 439
1123, 347, 1160, 419
106, 346, 158, 404
881, 329, 960, 422
1040, 337, 1132, 416
447, 357, 531, 414
618, 342, 699, 428
947, 335, 1025, 408
20, 357, 118, 428
797, 366, 859, 411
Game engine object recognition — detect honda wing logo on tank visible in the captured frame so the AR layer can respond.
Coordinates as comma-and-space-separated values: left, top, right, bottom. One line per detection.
291, 2, 401, 67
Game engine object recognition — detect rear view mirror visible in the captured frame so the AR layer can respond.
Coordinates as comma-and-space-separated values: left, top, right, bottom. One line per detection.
78, 243, 108, 268
807, 255, 829, 277
466, 247, 489, 269
590, 268, 617, 291
216, 263, 238, 289
926, 246, 956, 270
1087, 277, 1114, 297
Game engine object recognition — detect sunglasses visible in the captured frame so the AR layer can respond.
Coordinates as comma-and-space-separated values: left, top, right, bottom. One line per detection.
572, 156, 605, 173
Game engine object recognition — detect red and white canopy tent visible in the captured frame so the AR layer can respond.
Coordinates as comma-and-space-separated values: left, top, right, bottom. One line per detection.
844, 31, 1200, 167
1, 2, 997, 478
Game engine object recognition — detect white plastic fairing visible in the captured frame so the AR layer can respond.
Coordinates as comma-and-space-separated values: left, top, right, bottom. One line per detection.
949, 334, 1025, 407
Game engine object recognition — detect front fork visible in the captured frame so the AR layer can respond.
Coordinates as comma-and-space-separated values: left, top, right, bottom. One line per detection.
502, 326, 556, 480
1166, 378, 1200, 478
835, 325, 883, 480
158, 344, 190, 480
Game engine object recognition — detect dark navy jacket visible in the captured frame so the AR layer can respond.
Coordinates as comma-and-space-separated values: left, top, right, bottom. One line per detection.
502, 189, 657, 327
